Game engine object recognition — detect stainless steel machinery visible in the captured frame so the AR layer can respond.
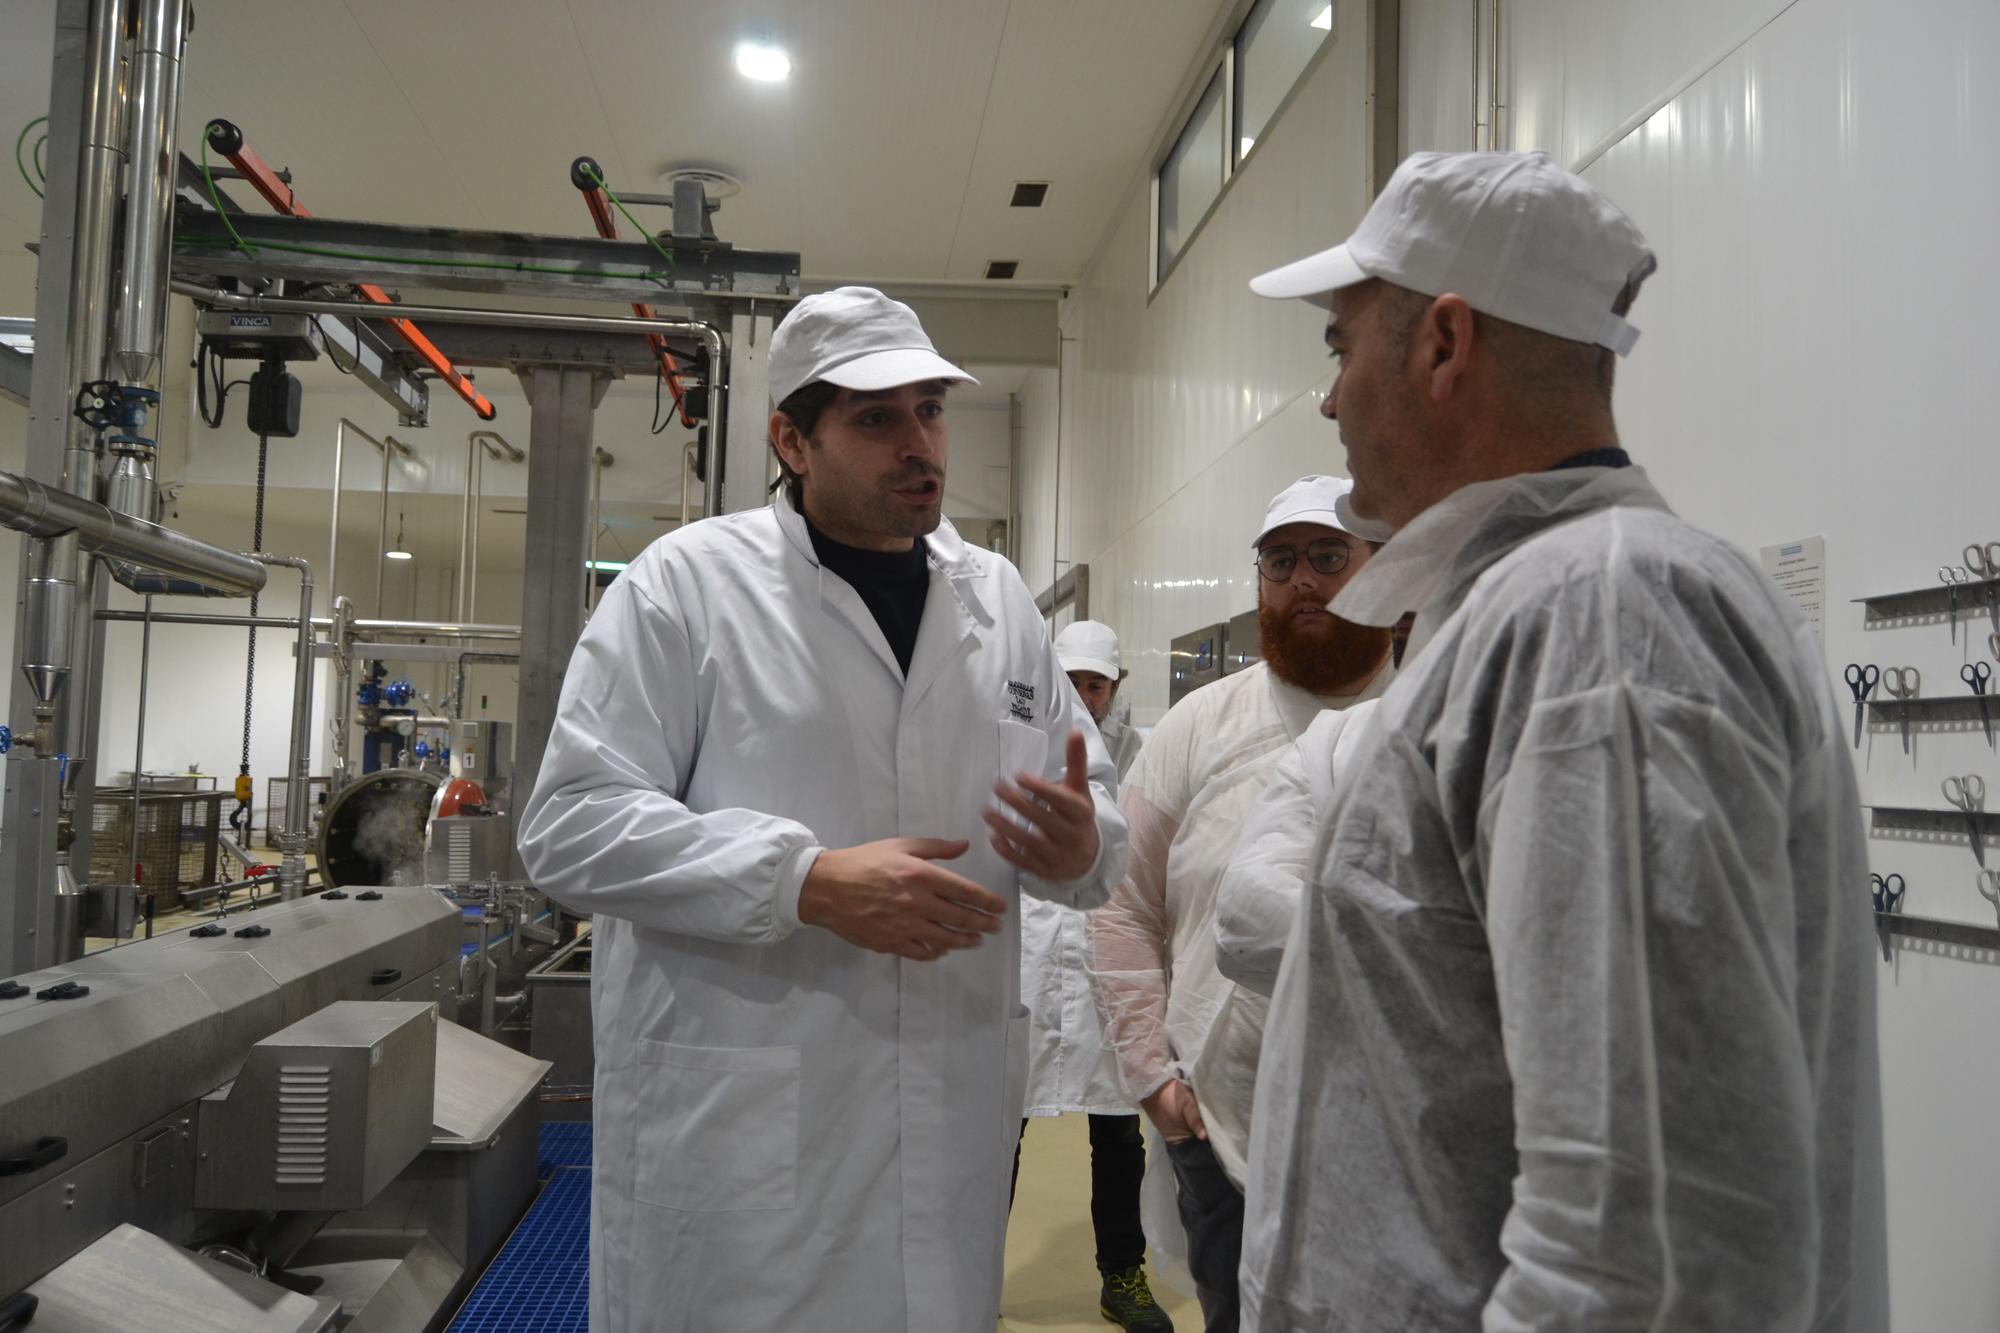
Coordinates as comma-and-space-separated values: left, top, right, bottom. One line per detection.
1169, 622, 1226, 705
0, 887, 551, 1329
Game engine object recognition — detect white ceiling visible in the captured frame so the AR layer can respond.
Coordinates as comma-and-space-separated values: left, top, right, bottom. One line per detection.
1, 0, 1230, 317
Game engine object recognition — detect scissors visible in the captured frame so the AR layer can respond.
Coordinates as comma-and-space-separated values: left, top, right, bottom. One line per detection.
1943, 774, 1987, 866
1966, 661, 1994, 748
1942, 565, 1972, 643
1978, 869, 2000, 930
1843, 663, 1879, 750
1872, 872, 1906, 961
1882, 666, 1921, 754
1969, 542, 2000, 632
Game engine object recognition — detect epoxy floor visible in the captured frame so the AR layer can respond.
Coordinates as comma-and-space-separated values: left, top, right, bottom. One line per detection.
1002, 1112, 1200, 1331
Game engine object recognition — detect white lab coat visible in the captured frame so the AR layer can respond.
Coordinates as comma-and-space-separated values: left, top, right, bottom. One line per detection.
1020, 695, 1144, 1117
1240, 466, 1887, 1332
517, 490, 1129, 1333
1211, 700, 1379, 998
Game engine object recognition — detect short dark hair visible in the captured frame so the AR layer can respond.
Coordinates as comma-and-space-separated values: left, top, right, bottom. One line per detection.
768, 380, 841, 507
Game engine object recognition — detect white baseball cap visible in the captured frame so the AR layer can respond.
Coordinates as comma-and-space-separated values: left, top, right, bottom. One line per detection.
1255, 474, 1391, 546
768, 286, 977, 406
1249, 150, 1657, 356
1054, 620, 1123, 681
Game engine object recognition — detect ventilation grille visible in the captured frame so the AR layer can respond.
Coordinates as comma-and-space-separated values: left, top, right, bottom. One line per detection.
984, 260, 1018, 280
447, 823, 472, 882
1009, 181, 1049, 207
274, 1064, 331, 1187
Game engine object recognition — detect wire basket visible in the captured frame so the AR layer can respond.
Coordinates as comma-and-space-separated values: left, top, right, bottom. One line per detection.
88, 789, 227, 903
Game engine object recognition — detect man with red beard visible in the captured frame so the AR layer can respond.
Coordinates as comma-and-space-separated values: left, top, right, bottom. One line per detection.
1088, 475, 1393, 1333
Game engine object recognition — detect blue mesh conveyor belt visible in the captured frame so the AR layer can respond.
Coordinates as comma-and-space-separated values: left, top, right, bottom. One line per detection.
448, 1123, 594, 1331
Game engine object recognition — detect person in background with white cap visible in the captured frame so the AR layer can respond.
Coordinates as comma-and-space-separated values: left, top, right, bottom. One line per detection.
1088, 475, 1394, 1333
1239, 151, 1885, 1330
519, 286, 1130, 1333
1012, 619, 1170, 1333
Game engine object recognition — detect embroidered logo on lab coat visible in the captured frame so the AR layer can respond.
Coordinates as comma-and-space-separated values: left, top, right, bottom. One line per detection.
1006, 680, 1035, 721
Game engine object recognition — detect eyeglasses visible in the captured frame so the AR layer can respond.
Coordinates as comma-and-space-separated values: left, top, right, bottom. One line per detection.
1255, 538, 1352, 583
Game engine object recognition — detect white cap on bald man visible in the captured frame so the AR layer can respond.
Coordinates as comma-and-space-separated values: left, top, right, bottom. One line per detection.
769, 286, 978, 406
1054, 620, 1124, 682
1256, 474, 1391, 546
1249, 150, 1656, 356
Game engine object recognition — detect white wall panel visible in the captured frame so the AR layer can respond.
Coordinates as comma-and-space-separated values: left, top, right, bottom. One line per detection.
1019, 5, 1375, 721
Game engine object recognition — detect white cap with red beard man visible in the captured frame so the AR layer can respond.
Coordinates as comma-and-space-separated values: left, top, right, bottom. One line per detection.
1251, 475, 1394, 697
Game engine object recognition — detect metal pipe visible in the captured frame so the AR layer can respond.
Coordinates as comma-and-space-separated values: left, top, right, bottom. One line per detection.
330, 595, 354, 790
457, 434, 474, 620
0, 469, 267, 596
680, 441, 698, 528
249, 554, 315, 901
1489, 0, 1502, 149
376, 433, 392, 616
124, 596, 153, 925
588, 447, 613, 610
345, 618, 521, 639
113, 0, 188, 385
463, 430, 520, 622
97, 609, 297, 628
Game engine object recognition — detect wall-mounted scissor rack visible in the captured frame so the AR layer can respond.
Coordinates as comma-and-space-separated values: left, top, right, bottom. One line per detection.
1856, 576, 2000, 629
1863, 696, 1996, 730
1866, 804, 2000, 845
1875, 910, 2000, 958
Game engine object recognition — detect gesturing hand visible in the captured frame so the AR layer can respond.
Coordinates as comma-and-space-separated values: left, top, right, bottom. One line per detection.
984, 729, 1100, 883
797, 837, 1008, 962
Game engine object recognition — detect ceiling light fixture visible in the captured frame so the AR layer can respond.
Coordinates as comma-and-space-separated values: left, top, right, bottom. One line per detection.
1311, 5, 1333, 30
735, 41, 791, 82
385, 511, 412, 561
587, 559, 629, 572
1240, 136, 1256, 157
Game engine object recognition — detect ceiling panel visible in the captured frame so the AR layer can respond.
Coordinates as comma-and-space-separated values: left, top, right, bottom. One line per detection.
5, 0, 1230, 307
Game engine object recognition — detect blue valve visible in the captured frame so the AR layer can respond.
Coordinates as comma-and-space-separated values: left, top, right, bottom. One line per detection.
57, 752, 68, 789
412, 739, 433, 761
383, 679, 415, 708
0, 724, 12, 754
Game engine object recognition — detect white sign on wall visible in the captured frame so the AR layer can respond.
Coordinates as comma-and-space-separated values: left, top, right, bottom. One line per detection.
1760, 535, 1826, 642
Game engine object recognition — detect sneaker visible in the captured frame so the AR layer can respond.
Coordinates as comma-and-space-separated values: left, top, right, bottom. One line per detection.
1099, 1266, 1173, 1332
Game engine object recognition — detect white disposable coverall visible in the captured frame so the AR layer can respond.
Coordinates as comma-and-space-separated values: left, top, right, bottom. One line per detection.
517, 491, 1129, 1333
1089, 660, 1391, 1189
1211, 700, 1379, 998
1020, 694, 1143, 1116
1240, 466, 1887, 1332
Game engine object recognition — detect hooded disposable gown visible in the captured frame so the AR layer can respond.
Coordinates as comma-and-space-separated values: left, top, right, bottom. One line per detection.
1240, 466, 1887, 1332
1020, 694, 1144, 1116
517, 490, 1129, 1333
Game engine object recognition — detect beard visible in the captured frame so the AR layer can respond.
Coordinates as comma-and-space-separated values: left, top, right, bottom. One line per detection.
1257, 601, 1393, 696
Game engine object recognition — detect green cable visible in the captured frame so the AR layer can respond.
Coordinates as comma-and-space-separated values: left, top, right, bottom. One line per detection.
577, 159, 677, 278
193, 127, 673, 286
33, 135, 47, 186
14, 115, 47, 199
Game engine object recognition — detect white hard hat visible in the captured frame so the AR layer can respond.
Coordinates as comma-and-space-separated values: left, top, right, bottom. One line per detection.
768, 286, 978, 406
1054, 620, 1123, 681
1254, 474, 1392, 545
1249, 150, 1656, 357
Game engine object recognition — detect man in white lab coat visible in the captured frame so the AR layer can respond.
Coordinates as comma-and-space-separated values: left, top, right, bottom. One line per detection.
1089, 476, 1394, 1333
518, 286, 1130, 1333
1239, 151, 1886, 1329
1014, 619, 1170, 1332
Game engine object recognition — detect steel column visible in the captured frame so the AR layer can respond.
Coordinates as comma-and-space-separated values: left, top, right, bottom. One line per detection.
512, 365, 608, 831
719, 308, 773, 516
7, 0, 94, 973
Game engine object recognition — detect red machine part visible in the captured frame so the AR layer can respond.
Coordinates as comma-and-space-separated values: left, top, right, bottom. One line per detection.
205, 119, 497, 421
573, 157, 696, 428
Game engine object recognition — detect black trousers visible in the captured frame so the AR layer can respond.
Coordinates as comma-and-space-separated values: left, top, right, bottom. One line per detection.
1010, 1113, 1149, 1275
1165, 1135, 1243, 1333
